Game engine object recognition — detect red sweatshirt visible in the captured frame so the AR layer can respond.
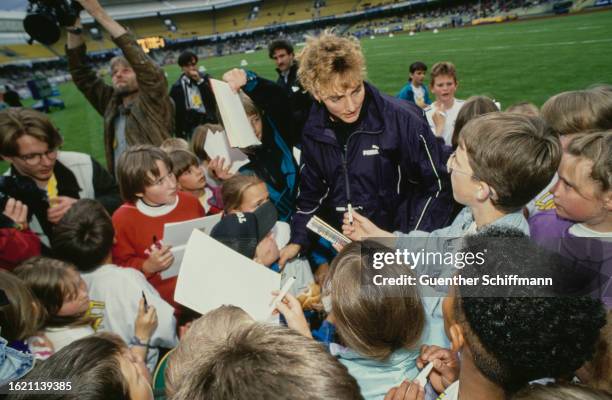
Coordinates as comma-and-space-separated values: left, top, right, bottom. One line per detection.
111, 192, 205, 306
0, 228, 41, 271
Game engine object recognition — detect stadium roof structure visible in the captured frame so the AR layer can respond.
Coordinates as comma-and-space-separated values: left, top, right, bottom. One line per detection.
0, 0, 258, 22
89, 0, 258, 21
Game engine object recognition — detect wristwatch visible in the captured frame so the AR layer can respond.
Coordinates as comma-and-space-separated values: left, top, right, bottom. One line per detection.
129, 336, 151, 348
66, 27, 83, 35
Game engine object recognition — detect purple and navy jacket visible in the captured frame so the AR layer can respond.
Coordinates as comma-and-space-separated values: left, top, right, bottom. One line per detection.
289, 82, 453, 248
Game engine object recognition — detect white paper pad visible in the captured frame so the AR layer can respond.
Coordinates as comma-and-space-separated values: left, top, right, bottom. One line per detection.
203, 129, 250, 174
160, 214, 223, 279
174, 230, 281, 321
210, 79, 261, 148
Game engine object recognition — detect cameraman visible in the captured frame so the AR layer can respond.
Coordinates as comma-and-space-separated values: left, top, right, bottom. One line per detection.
0, 108, 120, 248
65, 0, 174, 175
170, 50, 218, 140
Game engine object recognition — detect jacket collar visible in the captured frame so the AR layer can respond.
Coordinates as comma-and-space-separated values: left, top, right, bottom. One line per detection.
303, 82, 385, 146
276, 63, 298, 80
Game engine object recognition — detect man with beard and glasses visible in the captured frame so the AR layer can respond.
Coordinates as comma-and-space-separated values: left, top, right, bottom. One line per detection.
65, 0, 174, 175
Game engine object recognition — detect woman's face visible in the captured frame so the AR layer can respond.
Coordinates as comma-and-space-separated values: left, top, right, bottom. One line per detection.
119, 350, 154, 400
318, 81, 365, 124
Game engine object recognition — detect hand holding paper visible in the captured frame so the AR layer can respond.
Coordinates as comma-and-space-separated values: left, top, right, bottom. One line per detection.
204, 130, 249, 175
222, 68, 248, 93
210, 78, 261, 148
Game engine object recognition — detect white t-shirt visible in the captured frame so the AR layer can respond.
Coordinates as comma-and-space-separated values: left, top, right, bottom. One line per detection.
569, 223, 612, 239
425, 99, 465, 146
44, 325, 94, 353
81, 264, 178, 370
412, 83, 426, 107
272, 221, 291, 249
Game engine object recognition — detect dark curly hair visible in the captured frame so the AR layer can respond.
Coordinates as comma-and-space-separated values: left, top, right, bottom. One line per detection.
455, 227, 606, 394
51, 199, 114, 273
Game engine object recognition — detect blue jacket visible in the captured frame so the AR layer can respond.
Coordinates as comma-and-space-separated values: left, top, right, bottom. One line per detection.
1, 336, 34, 385
397, 82, 431, 106
290, 82, 452, 248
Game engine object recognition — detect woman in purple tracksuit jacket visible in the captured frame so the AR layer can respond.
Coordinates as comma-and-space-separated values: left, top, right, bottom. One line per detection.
278, 32, 453, 266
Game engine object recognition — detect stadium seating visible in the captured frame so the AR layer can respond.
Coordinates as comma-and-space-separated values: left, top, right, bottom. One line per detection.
124, 17, 167, 37
283, 0, 316, 22
253, 0, 288, 26
213, 4, 253, 34
319, 0, 361, 17
172, 11, 215, 37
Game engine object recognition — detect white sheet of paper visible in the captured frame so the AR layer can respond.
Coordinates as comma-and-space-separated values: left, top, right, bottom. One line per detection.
210, 79, 261, 148
160, 245, 186, 280
163, 214, 222, 247
203, 129, 250, 174
174, 230, 281, 321
160, 214, 223, 279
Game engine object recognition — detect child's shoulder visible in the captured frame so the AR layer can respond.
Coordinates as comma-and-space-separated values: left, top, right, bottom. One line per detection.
111, 202, 139, 220
177, 191, 205, 215
178, 191, 202, 206
85, 263, 148, 285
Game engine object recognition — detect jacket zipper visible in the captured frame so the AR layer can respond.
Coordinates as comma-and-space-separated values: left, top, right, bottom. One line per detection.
341, 130, 368, 210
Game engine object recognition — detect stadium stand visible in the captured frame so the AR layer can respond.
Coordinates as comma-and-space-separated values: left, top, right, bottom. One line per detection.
172, 11, 216, 37
319, 0, 361, 17
0, 0, 599, 76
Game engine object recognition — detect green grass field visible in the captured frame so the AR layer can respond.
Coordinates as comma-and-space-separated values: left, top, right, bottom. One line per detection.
14, 10, 612, 167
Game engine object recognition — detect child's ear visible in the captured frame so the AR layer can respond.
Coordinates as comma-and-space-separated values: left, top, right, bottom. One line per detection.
449, 323, 465, 353
477, 183, 497, 202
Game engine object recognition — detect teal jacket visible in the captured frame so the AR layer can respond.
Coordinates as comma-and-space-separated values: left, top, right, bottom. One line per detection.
333, 297, 448, 400
397, 82, 431, 106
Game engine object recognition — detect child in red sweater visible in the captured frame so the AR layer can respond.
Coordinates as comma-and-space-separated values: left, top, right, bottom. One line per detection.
112, 145, 205, 308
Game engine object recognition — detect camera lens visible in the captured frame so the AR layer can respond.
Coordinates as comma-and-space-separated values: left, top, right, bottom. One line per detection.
23, 12, 61, 45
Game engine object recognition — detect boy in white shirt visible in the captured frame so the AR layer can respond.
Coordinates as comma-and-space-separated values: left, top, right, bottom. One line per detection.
51, 198, 177, 370
425, 62, 465, 146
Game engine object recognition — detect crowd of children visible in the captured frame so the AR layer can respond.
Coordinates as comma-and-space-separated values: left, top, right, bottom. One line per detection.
0, 29, 611, 400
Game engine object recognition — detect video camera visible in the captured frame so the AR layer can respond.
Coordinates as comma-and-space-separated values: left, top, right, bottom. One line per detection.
23, 0, 83, 46
0, 175, 49, 217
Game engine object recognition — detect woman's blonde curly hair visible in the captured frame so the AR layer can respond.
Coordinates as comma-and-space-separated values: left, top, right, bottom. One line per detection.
297, 31, 366, 98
